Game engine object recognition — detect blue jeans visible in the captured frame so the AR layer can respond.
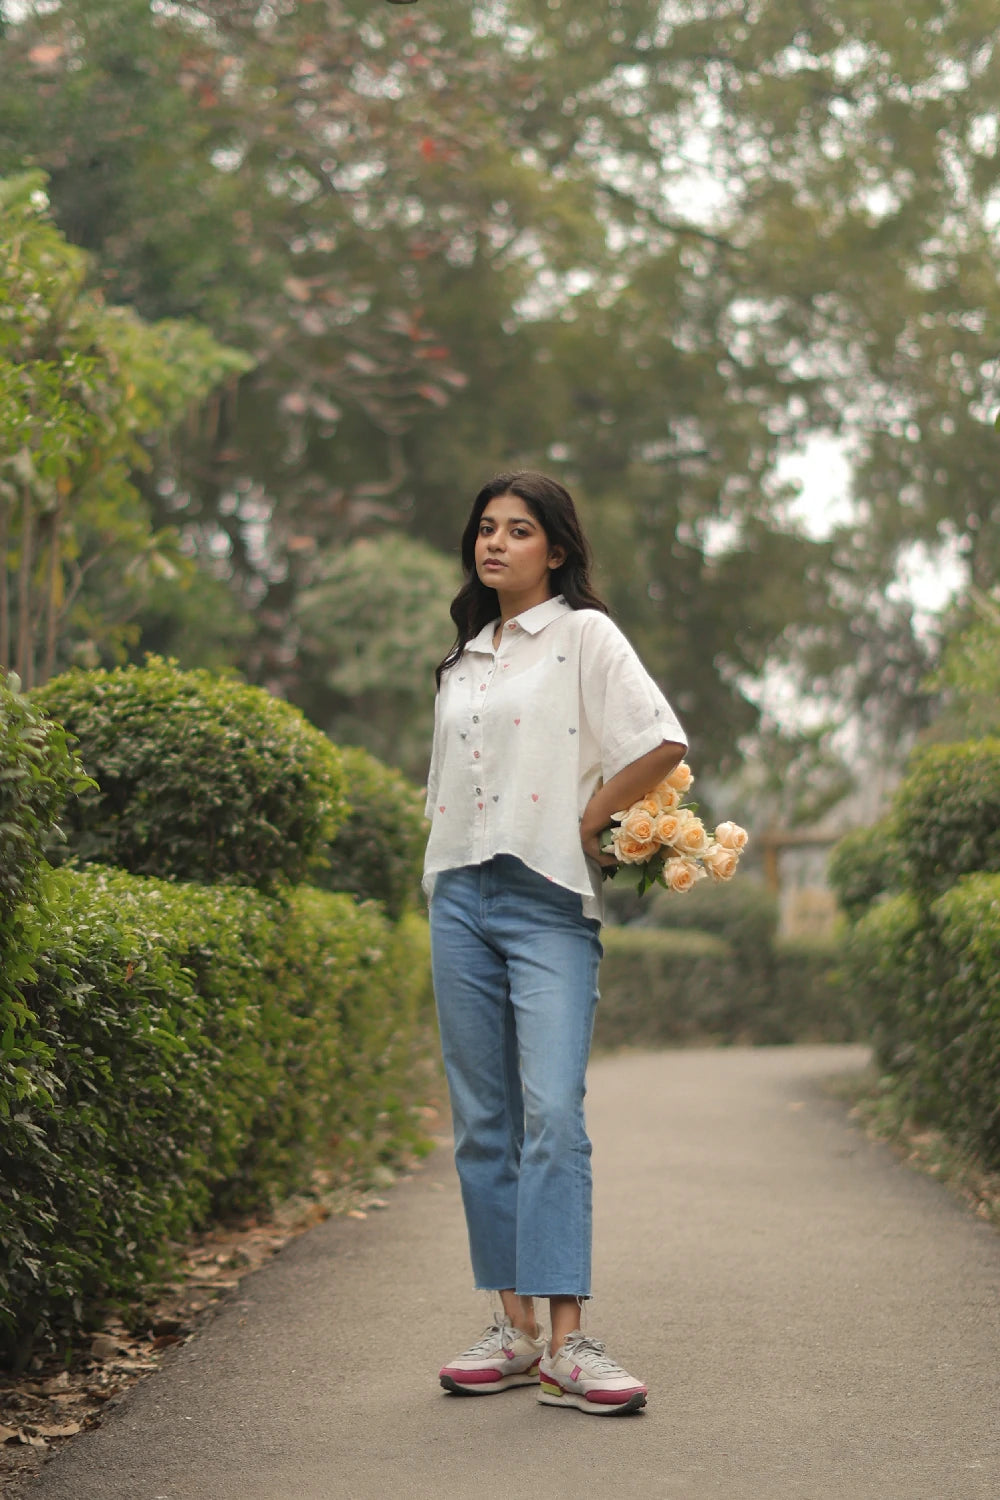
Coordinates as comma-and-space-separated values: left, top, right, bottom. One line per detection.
429, 855, 603, 1298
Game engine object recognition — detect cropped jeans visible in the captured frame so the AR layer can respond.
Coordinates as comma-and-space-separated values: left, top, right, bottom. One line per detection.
429, 855, 603, 1298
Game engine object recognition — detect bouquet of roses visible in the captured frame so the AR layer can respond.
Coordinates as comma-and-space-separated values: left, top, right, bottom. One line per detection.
600, 760, 748, 897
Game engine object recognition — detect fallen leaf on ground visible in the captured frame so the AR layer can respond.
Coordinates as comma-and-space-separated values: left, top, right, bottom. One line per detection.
31, 1422, 81, 1438
0, 1425, 19, 1444
346, 1209, 367, 1220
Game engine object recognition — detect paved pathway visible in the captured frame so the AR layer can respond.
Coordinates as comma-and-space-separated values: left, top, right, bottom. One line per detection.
26, 1047, 1000, 1500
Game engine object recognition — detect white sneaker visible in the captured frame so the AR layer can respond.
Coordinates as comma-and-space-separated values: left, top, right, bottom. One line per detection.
538, 1331, 647, 1415
439, 1317, 545, 1395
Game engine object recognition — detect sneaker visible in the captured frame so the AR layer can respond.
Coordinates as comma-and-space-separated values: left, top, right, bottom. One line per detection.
538, 1331, 647, 1415
439, 1317, 546, 1396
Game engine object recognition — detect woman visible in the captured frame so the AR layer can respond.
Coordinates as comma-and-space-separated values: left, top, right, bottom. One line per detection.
424, 472, 686, 1417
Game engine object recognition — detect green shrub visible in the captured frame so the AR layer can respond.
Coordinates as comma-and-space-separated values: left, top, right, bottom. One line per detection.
1, 673, 93, 1139
610, 876, 778, 967
843, 891, 927, 1070
0, 866, 435, 1368
770, 936, 861, 1044
929, 874, 1000, 1163
595, 923, 858, 1050
0, 672, 90, 916
894, 739, 1000, 898
32, 659, 347, 889
827, 816, 902, 921
315, 744, 426, 920
595, 928, 738, 1049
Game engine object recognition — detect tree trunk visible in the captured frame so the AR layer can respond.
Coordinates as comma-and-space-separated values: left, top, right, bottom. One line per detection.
16, 486, 34, 690
0, 494, 9, 673
42, 498, 63, 685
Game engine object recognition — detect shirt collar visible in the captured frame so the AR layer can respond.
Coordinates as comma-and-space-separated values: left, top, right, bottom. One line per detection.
464, 595, 569, 654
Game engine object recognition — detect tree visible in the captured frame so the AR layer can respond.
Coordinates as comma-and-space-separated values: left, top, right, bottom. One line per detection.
293, 533, 457, 779
0, 171, 253, 683
3, 0, 998, 777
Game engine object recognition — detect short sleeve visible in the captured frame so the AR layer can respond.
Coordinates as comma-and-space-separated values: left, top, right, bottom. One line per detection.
579, 613, 687, 782
424, 689, 443, 819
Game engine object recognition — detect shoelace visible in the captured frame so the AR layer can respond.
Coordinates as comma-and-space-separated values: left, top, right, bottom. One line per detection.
461, 1321, 517, 1358
559, 1335, 625, 1376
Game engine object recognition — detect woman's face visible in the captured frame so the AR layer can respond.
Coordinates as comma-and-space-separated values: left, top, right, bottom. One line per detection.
474, 493, 565, 602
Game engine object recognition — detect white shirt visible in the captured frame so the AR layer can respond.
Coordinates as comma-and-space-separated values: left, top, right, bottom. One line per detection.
422, 595, 687, 922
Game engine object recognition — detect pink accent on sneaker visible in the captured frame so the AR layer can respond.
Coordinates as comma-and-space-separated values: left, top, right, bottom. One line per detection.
439, 1366, 503, 1384
571, 1364, 582, 1381
585, 1386, 648, 1405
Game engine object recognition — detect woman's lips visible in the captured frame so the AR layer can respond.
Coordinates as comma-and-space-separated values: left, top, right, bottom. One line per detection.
482, 559, 506, 569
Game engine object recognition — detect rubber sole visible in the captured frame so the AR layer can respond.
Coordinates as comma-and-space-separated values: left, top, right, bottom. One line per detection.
538, 1388, 647, 1416
440, 1371, 540, 1396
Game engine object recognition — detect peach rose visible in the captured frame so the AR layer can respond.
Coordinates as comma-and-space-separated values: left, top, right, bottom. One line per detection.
666, 761, 694, 793
702, 843, 739, 882
714, 821, 749, 852
651, 783, 681, 812
620, 807, 656, 843
663, 855, 701, 893
674, 813, 708, 856
654, 811, 682, 846
635, 795, 662, 821
613, 831, 660, 865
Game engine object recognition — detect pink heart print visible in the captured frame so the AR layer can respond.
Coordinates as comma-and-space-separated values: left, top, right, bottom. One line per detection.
514, 718, 520, 725
531, 793, 539, 802
438, 806, 445, 813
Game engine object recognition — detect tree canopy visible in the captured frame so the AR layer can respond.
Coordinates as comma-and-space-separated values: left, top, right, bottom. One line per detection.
1, 0, 997, 785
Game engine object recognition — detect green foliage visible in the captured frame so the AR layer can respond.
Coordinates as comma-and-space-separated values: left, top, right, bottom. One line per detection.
315, 745, 426, 922
894, 740, 1000, 898
923, 594, 1000, 742
595, 924, 857, 1051
614, 878, 779, 966
11, 0, 999, 768
32, 659, 347, 889
0, 171, 253, 686
0, 673, 93, 1120
0, 670, 89, 915
827, 817, 902, 921
293, 535, 456, 779
846, 878, 1000, 1167
0, 865, 436, 1368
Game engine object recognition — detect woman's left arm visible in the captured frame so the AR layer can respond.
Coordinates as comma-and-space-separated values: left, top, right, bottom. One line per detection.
580, 740, 686, 866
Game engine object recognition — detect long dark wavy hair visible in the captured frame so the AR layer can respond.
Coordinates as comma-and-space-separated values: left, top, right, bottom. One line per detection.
435, 471, 609, 685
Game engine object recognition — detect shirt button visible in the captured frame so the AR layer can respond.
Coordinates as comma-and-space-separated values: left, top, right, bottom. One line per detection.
475, 787, 482, 795
472, 715, 479, 723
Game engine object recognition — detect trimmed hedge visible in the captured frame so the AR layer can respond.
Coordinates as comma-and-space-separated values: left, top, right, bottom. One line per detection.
594, 927, 857, 1050
0, 673, 89, 915
845, 877, 1000, 1165
826, 815, 901, 921
894, 739, 1000, 897
316, 744, 426, 920
32, 659, 347, 889
0, 866, 435, 1368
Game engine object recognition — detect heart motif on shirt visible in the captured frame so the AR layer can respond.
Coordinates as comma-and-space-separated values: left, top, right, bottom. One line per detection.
557, 655, 566, 662
502, 662, 510, 670
514, 718, 520, 725
492, 795, 500, 803
655, 708, 660, 716
477, 802, 484, 810
459, 731, 468, 739
568, 727, 577, 734
458, 676, 465, 682
531, 793, 539, 802
438, 806, 446, 813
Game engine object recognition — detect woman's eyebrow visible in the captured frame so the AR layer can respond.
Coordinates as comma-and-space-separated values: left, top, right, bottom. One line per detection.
485, 514, 537, 528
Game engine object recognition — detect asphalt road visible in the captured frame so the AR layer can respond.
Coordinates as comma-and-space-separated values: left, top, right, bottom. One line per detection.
26, 1046, 1000, 1500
